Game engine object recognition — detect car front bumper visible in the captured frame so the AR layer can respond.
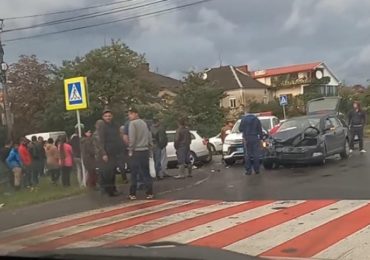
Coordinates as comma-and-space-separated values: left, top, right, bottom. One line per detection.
264, 145, 325, 164
223, 143, 267, 161
223, 143, 245, 160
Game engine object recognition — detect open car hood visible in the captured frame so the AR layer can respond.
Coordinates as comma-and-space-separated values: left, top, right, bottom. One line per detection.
273, 127, 303, 144
306, 96, 341, 115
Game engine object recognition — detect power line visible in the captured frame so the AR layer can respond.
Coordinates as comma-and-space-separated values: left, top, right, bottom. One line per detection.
4, 0, 211, 43
3, 0, 173, 33
3, 0, 136, 20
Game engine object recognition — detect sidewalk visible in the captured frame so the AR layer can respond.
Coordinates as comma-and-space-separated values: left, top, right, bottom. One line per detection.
0, 166, 212, 232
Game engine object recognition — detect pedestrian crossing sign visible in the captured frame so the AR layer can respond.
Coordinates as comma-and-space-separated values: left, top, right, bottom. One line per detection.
64, 77, 88, 111
279, 95, 288, 106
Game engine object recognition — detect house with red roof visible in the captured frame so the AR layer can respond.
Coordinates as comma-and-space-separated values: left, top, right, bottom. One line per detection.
238, 62, 340, 100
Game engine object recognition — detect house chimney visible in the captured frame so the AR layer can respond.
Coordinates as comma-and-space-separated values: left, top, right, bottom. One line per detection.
237, 65, 249, 74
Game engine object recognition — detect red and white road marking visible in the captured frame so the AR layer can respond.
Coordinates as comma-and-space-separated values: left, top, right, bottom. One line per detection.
1, 200, 370, 259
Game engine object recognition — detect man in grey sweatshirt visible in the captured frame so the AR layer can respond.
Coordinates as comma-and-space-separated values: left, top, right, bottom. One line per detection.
348, 101, 367, 153
128, 107, 154, 200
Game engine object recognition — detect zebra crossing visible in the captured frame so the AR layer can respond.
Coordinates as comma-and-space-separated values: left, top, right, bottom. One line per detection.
1, 199, 370, 259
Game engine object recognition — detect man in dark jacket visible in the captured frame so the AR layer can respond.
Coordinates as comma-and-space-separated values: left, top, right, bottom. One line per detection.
150, 118, 168, 180
239, 113, 263, 175
174, 118, 192, 179
94, 109, 121, 197
28, 136, 41, 185
81, 130, 97, 189
37, 136, 46, 177
348, 101, 367, 153
70, 125, 85, 187
0, 141, 12, 188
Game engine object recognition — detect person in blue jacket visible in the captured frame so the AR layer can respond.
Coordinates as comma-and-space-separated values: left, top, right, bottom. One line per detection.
6, 142, 23, 190
239, 113, 263, 175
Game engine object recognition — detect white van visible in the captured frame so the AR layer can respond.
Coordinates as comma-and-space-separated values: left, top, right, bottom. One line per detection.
25, 131, 67, 142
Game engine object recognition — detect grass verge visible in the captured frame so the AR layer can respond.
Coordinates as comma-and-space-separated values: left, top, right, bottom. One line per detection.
0, 174, 85, 210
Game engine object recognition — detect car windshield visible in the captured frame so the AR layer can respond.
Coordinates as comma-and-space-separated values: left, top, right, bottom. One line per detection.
260, 119, 272, 131
232, 118, 270, 133
232, 120, 241, 133
278, 118, 321, 132
1, 1, 370, 260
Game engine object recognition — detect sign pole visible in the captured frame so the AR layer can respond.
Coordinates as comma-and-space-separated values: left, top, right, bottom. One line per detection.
279, 95, 288, 120
76, 109, 87, 187
64, 76, 89, 187
76, 109, 82, 138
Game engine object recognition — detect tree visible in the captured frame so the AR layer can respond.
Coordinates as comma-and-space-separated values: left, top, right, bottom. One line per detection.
44, 40, 161, 133
164, 72, 225, 137
7, 55, 57, 137
338, 85, 370, 120
249, 99, 283, 118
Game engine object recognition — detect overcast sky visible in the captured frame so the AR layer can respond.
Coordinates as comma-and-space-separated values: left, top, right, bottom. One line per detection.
1, 0, 370, 84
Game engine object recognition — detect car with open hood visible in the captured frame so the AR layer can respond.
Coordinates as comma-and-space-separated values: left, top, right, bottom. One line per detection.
263, 97, 350, 169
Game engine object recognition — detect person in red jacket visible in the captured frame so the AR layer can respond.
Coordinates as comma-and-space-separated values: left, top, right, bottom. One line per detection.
18, 137, 33, 188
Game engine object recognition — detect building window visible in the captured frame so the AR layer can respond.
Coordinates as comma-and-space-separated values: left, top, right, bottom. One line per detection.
318, 85, 337, 96
327, 85, 336, 96
320, 86, 326, 95
229, 97, 237, 108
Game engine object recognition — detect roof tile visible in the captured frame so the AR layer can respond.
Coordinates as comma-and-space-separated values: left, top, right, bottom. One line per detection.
251, 62, 322, 78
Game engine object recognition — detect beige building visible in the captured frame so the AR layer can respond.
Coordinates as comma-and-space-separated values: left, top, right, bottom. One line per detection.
241, 62, 340, 99
202, 65, 271, 114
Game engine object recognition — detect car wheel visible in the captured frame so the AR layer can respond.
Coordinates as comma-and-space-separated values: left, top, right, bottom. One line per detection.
340, 139, 350, 159
189, 151, 197, 165
263, 160, 274, 170
224, 158, 235, 166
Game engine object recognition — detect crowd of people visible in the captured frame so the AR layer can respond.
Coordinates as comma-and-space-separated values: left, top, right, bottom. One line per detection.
0, 106, 195, 200
1, 134, 76, 191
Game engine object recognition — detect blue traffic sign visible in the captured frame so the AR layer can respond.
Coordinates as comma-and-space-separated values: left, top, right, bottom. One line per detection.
64, 77, 88, 111
279, 95, 288, 106
68, 82, 83, 105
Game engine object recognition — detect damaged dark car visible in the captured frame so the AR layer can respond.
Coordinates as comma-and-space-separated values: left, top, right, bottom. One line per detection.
263, 97, 350, 169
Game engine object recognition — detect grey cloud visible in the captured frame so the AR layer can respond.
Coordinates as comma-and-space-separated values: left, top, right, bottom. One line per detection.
2, 0, 370, 84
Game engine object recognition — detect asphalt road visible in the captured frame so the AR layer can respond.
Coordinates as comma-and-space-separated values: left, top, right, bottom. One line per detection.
161, 145, 370, 201
1, 142, 369, 231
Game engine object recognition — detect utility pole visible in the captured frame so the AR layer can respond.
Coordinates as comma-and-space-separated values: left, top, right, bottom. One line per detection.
0, 19, 13, 141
